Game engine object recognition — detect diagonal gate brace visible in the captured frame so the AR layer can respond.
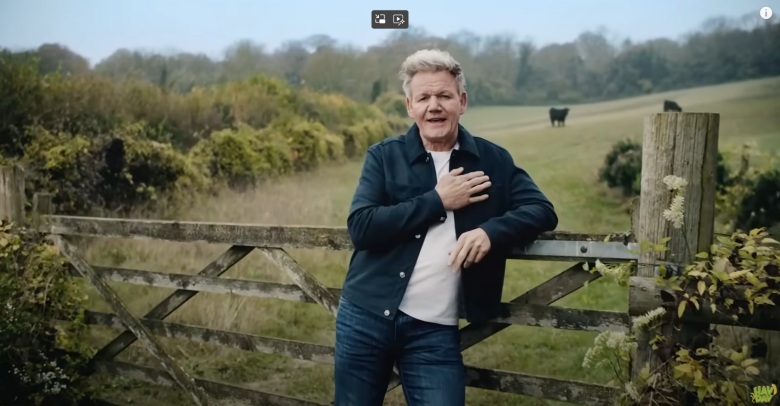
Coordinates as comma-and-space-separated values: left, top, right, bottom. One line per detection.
259, 248, 339, 316
384, 262, 602, 393
460, 261, 602, 351
51, 235, 213, 406
91, 245, 254, 362
258, 248, 405, 395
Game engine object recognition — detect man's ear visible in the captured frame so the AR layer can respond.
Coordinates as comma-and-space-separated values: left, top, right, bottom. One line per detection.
406, 95, 414, 118
459, 91, 468, 115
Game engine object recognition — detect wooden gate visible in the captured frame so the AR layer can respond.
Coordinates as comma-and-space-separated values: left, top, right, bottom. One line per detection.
3, 112, 778, 405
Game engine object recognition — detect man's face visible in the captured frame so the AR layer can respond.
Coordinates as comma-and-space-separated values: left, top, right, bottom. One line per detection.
405, 70, 467, 144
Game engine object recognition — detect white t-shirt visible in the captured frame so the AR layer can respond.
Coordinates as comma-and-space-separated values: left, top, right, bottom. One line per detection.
397, 144, 461, 326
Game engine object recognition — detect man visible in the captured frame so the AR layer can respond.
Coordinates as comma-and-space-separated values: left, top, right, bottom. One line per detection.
334, 49, 558, 406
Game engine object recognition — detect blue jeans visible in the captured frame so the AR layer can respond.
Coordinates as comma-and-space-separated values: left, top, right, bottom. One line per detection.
334, 297, 465, 406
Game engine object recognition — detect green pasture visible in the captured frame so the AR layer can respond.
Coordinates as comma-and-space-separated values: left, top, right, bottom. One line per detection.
85, 77, 780, 405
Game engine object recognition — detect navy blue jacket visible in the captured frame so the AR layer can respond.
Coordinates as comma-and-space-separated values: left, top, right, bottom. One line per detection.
340, 123, 558, 323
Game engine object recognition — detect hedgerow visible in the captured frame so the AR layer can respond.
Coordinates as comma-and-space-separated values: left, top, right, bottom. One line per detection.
1, 55, 408, 216
0, 220, 95, 405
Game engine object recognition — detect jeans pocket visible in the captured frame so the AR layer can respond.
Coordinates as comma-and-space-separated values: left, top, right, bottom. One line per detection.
336, 297, 357, 328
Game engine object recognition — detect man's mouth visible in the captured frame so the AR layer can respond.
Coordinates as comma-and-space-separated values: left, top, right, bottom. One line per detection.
427, 118, 446, 123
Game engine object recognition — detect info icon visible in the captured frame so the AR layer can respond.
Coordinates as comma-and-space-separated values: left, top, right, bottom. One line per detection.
372, 10, 409, 29
759, 6, 773, 20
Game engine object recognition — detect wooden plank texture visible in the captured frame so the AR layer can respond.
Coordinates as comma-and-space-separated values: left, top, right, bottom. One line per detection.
260, 248, 340, 316
94, 358, 618, 405
85, 303, 628, 367
86, 311, 336, 363
90, 265, 323, 303
631, 112, 719, 381
51, 236, 212, 406
96, 361, 328, 406
459, 262, 602, 351
0, 165, 25, 224
41, 215, 630, 250
497, 302, 628, 333
32, 192, 53, 229
80, 265, 625, 330
93, 245, 254, 361
465, 366, 619, 405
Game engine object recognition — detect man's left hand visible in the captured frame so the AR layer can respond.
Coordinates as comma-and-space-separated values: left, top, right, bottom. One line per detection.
449, 228, 492, 273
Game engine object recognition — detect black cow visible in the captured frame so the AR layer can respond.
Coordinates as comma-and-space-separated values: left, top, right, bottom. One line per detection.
663, 100, 682, 112
549, 107, 570, 127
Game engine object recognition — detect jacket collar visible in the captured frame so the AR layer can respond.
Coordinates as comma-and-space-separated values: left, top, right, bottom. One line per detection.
404, 122, 480, 164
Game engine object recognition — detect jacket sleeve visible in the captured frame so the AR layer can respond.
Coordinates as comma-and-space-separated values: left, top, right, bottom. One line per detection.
347, 145, 448, 251
478, 150, 558, 249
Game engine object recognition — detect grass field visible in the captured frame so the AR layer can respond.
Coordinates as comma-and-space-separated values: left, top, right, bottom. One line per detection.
85, 77, 780, 405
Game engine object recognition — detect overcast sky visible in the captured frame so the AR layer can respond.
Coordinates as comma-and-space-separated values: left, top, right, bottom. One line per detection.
0, 0, 771, 65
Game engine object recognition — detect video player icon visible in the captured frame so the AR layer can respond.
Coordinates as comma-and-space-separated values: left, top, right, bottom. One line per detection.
371, 10, 408, 29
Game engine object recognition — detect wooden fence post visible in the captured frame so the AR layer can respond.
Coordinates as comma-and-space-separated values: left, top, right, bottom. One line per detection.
32, 192, 53, 230
0, 165, 25, 225
629, 113, 719, 381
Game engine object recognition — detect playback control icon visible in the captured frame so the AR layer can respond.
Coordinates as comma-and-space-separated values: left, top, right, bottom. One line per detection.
372, 10, 409, 29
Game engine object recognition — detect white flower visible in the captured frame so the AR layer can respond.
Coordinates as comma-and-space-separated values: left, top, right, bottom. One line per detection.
632, 306, 666, 331
605, 331, 630, 349
662, 175, 688, 192
582, 330, 637, 368
625, 382, 640, 401
663, 195, 685, 229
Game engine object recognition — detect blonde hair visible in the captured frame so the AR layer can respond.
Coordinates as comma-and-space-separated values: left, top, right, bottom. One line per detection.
399, 49, 466, 98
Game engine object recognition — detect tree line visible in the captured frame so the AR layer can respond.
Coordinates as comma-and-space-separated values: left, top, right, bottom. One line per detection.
3, 13, 779, 106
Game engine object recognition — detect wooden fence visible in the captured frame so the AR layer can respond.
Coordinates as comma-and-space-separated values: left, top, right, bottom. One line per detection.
2, 112, 778, 405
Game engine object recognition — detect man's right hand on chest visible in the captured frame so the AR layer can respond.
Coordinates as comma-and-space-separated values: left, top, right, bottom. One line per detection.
435, 167, 491, 211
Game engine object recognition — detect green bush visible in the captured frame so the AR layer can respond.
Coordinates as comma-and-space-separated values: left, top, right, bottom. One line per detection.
714, 145, 779, 233
96, 123, 208, 210
598, 139, 643, 197
22, 127, 103, 215
735, 169, 780, 232
715, 151, 732, 193
598, 139, 733, 198
373, 91, 407, 117
19, 123, 206, 215
0, 220, 95, 405
188, 124, 293, 188
340, 119, 394, 158
263, 116, 333, 170
212, 75, 299, 131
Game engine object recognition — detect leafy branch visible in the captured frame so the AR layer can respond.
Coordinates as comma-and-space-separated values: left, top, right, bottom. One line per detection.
581, 175, 780, 405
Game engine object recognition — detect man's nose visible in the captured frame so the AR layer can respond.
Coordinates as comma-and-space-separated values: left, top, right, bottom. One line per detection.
428, 97, 443, 110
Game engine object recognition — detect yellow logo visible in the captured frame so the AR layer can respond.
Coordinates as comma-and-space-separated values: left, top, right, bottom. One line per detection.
751, 384, 777, 403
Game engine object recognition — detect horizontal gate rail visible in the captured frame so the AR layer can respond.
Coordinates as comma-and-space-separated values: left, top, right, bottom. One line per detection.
96, 361, 329, 406
42, 215, 637, 262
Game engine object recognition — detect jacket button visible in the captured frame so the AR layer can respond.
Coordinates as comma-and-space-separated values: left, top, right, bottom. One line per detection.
399, 272, 406, 278
425, 156, 430, 162
415, 234, 421, 239
439, 216, 446, 222
384, 310, 390, 317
